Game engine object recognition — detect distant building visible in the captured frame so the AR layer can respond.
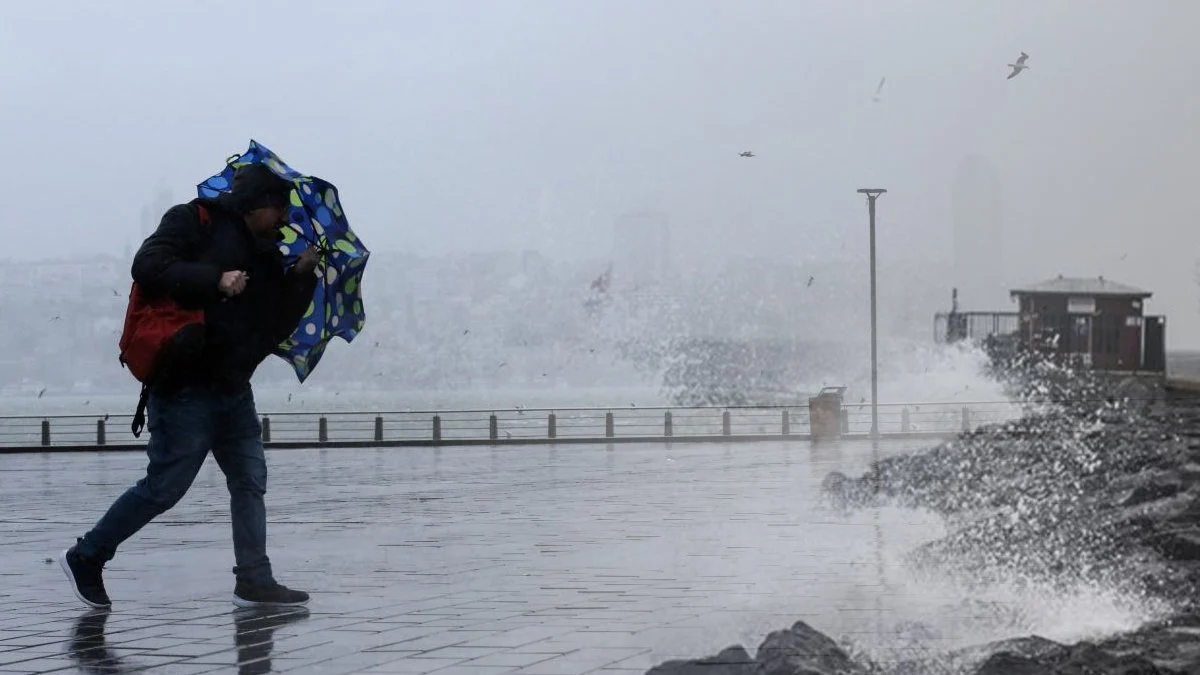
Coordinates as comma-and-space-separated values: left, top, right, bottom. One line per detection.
140, 186, 176, 237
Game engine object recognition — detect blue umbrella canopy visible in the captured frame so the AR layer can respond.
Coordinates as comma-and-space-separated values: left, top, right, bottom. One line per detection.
197, 139, 370, 382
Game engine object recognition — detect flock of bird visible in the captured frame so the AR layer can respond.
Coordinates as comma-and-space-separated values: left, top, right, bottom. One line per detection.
738, 50, 1031, 158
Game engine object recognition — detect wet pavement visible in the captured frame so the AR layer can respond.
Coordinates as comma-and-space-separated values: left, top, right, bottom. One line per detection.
0, 439, 935, 674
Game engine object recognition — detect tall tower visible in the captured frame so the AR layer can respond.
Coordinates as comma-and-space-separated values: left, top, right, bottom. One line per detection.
140, 186, 176, 237
611, 211, 670, 290
951, 155, 1005, 308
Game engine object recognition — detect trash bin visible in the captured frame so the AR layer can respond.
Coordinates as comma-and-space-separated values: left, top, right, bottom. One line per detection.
809, 386, 846, 441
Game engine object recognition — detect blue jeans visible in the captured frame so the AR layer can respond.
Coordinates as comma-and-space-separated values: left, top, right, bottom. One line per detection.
75, 384, 275, 586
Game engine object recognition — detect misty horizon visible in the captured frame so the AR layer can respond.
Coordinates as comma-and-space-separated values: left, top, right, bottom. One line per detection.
3, 1, 1198, 347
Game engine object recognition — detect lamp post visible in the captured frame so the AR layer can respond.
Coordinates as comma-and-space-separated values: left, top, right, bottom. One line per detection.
857, 188, 886, 439
857, 188, 888, 642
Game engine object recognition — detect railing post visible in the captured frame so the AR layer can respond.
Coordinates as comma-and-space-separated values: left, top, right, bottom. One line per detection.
840, 409, 849, 434
781, 409, 790, 436
548, 413, 556, 439
96, 419, 105, 446
318, 416, 328, 443
605, 412, 614, 438
374, 416, 384, 442
961, 407, 970, 432
722, 411, 731, 436
432, 415, 441, 443
261, 416, 271, 443
41, 420, 50, 447
489, 414, 498, 441
664, 411, 673, 437
901, 408, 910, 433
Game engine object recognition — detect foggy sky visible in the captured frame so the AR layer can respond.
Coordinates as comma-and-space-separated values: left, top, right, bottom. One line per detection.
3, 1, 1200, 345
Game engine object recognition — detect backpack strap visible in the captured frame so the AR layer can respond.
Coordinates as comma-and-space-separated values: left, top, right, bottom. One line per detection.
131, 385, 150, 438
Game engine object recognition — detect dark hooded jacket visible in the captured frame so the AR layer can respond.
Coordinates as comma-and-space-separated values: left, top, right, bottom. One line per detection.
129, 194, 317, 393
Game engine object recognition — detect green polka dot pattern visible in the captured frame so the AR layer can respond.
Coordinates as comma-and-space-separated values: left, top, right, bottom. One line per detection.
197, 139, 371, 383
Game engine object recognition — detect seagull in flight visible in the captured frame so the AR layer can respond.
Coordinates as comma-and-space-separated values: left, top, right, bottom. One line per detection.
872, 77, 886, 102
1007, 52, 1030, 79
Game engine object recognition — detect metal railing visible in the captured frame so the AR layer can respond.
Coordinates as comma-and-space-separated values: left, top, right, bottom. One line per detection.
0, 401, 1023, 452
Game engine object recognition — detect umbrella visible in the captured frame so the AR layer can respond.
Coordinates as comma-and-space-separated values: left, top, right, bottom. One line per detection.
196, 139, 370, 382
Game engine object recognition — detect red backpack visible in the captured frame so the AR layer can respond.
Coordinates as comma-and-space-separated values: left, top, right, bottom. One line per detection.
118, 203, 213, 436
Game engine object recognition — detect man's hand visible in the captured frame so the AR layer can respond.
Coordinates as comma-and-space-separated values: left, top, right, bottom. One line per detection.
219, 270, 249, 297
294, 247, 320, 276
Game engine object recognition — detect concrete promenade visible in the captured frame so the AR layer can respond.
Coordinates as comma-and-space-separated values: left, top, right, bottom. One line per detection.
0, 439, 937, 674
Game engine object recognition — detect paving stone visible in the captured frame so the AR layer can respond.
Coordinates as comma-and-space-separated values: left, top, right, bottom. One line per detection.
135, 664, 228, 675
0, 650, 56, 668
514, 648, 651, 675
466, 651, 565, 668
425, 666, 535, 675
0, 439, 933, 673
0, 657, 75, 673
359, 657, 472, 673
456, 626, 576, 649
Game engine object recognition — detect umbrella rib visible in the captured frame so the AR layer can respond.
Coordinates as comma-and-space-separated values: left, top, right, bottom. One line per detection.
284, 205, 340, 254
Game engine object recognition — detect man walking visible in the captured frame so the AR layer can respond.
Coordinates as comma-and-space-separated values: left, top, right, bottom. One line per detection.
61, 164, 319, 609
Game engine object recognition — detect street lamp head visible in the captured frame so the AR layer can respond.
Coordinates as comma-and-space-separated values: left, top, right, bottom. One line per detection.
857, 188, 887, 197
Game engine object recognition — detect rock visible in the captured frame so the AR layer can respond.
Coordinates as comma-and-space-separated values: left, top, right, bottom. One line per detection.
969, 640, 1171, 675
940, 636, 1067, 674
1164, 494, 1200, 525
645, 623, 876, 675
1051, 642, 1168, 674
1122, 481, 1182, 508
973, 651, 1056, 675
1094, 612, 1200, 673
1176, 463, 1200, 487
755, 621, 870, 675
957, 635, 1065, 662
645, 646, 761, 675
1151, 530, 1200, 561
1115, 377, 1157, 406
